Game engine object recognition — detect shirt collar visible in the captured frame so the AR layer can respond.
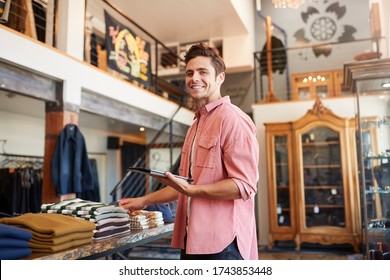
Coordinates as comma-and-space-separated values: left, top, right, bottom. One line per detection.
194, 96, 230, 120
65, 124, 78, 140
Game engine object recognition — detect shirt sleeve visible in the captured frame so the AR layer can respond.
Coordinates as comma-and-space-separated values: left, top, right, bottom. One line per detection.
224, 129, 259, 202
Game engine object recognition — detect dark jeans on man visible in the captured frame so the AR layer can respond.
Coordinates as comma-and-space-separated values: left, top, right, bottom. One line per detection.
180, 238, 243, 260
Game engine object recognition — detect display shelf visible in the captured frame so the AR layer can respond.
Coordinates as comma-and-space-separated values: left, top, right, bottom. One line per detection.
362, 148, 389, 259
343, 58, 390, 260
265, 99, 361, 252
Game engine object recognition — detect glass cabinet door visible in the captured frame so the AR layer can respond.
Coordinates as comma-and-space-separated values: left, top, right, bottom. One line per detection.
266, 123, 296, 249
274, 135, 291, 227
300, 126, 346, 228
360, 117, 390, 259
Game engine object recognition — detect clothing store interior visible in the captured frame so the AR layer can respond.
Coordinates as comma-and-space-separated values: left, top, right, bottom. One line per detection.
0, 0, 389, 261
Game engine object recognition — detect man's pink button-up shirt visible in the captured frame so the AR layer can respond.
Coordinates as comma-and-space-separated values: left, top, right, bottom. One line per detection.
171, 96, 259, 260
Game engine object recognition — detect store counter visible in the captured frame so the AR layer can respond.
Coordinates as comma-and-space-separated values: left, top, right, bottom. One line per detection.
26, 223, 174, 260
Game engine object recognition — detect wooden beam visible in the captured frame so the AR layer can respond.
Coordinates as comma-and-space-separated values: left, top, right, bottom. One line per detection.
80, 91, 189, 138
0, 61, 57, 101
265, 16, 278, 102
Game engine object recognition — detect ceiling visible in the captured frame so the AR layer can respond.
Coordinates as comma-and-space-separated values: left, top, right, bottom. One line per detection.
107, 0, 249, 43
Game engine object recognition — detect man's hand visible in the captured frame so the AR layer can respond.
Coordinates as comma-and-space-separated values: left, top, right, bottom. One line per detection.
119, 197, 150, 213
148, 172, 194, 196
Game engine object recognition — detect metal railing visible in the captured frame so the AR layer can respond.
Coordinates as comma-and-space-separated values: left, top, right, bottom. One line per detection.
0, 0, 56, 45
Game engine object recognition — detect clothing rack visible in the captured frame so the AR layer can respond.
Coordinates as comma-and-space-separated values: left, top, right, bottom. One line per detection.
0, 153, 44, 159
0, 152, 44, 216
0, 152, 44, 169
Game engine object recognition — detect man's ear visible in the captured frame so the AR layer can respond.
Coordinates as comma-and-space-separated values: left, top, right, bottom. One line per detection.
217, 72, 225, 85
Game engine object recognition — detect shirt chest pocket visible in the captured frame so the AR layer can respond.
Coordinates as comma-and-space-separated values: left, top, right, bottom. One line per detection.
196, 136, 218, 168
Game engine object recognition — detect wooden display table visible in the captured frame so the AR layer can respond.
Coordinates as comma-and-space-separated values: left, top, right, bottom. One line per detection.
25, 223, 174, 260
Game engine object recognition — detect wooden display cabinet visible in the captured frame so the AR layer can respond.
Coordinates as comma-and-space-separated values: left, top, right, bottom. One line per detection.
291, 71, 335, 100
291, 70, 347, 100
265, 99, 361, 252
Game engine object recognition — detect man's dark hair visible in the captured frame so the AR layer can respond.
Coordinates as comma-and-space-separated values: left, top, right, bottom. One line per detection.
184, 43, 226, 76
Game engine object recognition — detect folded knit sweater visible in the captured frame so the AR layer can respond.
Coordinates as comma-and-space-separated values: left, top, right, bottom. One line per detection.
0, 213, 96, 238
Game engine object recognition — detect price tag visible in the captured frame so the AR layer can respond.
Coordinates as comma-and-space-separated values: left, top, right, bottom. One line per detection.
279, 215, 285, 224
277, 205, 282, 214
314, 204, 320, 214
331, 188, 337, 195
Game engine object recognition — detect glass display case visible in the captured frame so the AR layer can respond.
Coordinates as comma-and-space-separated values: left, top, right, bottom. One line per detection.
362, 116, 390, 260
344, 58, 390, 260
265, 99, 361, 252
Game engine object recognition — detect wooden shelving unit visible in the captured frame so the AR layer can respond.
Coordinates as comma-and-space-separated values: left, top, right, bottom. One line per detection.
265, 99, 361, 252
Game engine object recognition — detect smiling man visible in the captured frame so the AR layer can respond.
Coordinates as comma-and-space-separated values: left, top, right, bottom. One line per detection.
120, 43, 259, 260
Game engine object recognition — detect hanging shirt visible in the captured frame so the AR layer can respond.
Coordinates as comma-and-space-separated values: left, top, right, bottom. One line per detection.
51, 124, 94, 196
171, 96, 259, 260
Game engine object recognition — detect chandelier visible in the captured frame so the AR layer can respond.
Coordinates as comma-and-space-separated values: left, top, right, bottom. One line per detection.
272, 0, 306, 9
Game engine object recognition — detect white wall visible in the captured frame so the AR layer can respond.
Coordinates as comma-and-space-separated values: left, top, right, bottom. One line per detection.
0, 111, 45, 156
251, 94, 389, 246
373, 0, 390, 57
223, 34, 255, 72
223, 0, 256, 71
56, 0, 85, 60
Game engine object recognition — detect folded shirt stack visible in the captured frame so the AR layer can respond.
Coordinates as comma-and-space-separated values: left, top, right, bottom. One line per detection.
0, 213, 95, 253
0, 223, 33, 259
145, 203, 175, 223
130, 210, 164, 230
41, 198, 130, 240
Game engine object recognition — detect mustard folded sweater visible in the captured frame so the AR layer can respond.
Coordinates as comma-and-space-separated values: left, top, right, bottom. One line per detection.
0, 213, 96, 238
30, 231, 94, 245
28, 237, 93, 253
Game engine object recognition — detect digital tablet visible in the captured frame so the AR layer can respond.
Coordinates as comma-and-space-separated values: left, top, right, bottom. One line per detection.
128, 167, 193, 182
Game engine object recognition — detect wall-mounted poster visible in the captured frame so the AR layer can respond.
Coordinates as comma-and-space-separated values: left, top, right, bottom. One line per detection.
104, 10, 152, 87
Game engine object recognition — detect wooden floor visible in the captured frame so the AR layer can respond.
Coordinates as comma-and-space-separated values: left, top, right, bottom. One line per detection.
259, 251, 362, 260
126, 237, 364, 260
258, 243, 363, 260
